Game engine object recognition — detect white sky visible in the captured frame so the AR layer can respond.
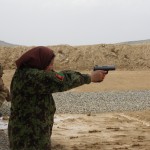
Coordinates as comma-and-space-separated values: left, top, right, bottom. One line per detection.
0, 0, 150, 46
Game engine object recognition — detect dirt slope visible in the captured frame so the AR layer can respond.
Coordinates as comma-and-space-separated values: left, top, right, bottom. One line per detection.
0, 44, 150, 70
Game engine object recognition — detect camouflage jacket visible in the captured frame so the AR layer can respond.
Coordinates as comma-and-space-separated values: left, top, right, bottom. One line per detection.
8, 68, 91, 150
0, 63, 3, 77
0, 78, 11, 106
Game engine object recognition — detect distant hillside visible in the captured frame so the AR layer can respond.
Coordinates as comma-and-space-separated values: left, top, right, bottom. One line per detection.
0, 40, 18, 47
118, 39, 150, 45
1, 39, 150, 47
0, 44, 150, 71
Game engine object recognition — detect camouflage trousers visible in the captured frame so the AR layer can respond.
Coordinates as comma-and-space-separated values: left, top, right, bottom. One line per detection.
8, 114, 54, 150
8, 96, 56, 150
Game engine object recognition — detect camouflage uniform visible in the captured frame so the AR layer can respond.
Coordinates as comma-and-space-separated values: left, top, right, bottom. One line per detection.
8, 68, 91, 150
0, 64, 11, 108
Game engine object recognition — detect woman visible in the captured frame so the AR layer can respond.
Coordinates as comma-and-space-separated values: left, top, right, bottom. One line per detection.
8, 46, 106, 150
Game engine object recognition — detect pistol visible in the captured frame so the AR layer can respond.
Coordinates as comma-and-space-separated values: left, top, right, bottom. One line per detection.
93, 65, 116, 73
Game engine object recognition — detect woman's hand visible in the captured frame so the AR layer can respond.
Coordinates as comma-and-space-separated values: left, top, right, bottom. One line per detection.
90, 70, 107, 82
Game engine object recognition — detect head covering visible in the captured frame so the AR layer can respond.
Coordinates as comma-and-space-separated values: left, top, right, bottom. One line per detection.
16, 46, 55, 70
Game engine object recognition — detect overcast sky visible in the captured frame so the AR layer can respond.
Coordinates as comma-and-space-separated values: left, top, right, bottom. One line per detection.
0, 0, 150, 46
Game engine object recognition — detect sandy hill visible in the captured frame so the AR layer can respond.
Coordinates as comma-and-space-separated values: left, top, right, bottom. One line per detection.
0, 44, 150, 71
0, 40, 18, 47
118, 39, 150, 45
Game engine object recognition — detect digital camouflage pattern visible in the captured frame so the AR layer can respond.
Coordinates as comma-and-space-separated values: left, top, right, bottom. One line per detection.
0, 63, 3, 77
8, 68, 91, 150
0, 63, 11, 107
0, 77, 5, 107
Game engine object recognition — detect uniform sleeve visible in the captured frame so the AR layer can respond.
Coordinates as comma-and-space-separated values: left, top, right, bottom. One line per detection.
57, 70, 91, 92
0, 78, 10, 101
13, 69, 91, 95
27, 69, 91, 94
42, 70, 91, 93
0, 78, 4, 91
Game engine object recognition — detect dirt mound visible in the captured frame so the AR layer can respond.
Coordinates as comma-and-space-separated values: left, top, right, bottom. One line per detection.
0, 44, 150, 70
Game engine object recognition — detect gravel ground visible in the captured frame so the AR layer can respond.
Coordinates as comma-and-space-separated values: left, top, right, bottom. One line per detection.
54, 90, 150, 114
0, 90, 150, 150
1, 90, 150, 115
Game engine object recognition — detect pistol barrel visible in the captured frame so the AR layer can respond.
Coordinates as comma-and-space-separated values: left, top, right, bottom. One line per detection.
93, 65, 116, 71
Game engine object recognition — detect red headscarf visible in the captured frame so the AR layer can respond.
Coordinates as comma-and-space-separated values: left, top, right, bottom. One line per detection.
16, 46, 55, 70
